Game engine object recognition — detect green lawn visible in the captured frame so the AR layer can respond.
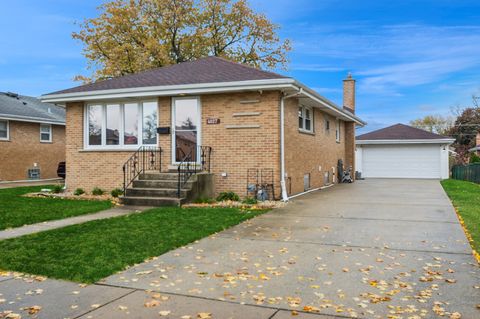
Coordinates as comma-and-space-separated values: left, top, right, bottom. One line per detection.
0, 185, 113, 230
0, 207, 265, 283
441, 179, 480, 252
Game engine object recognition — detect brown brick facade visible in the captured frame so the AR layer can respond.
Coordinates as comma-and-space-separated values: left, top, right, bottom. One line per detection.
65, 102, 133, 192
65, 91, 355, 198
201, 91, 281, 198
284, 98, 348, 195
0, 120, 65, 181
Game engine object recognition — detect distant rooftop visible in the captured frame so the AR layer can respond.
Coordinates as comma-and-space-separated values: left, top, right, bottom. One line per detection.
357, 123, 450, 140
0, 92, 65, 125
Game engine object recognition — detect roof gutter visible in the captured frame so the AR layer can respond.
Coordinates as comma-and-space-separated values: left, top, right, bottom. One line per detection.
41, 79, 296, 102
0, 114, 65, 126
356, 138, 455, 145
292, 80, 365, 126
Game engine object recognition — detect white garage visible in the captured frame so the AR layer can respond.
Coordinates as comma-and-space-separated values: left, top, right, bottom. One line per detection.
355, 124, 454, 179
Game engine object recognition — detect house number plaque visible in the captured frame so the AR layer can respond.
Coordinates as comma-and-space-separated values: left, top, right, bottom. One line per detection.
206, 118, 220, 125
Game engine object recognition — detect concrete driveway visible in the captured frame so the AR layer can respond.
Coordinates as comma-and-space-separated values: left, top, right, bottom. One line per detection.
1, 179, 479, 318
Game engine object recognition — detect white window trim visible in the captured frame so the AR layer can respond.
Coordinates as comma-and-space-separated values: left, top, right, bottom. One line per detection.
40, 124, 52, 143
171, 96, 202, 164
84, 100, 158, 150
0, 120, 9, 141
336, 119, 341, 143
298, 105, 314, 134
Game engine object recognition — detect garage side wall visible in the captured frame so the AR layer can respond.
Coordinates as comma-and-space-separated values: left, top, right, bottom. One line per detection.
284, 98, 348, 195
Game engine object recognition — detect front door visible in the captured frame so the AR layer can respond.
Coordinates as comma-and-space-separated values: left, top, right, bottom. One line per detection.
172, 97, 200, 163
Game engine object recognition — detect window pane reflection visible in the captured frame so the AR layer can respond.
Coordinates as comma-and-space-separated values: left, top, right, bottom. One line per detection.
124, 103, 138, 145
106, 104, 120, 145
143, 102, 157, 145
88, 105, 102, 145
175, 99, 197, 130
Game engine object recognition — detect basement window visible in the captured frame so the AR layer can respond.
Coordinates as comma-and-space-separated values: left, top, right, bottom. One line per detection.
0, 120, 8, 140
298, 105, 313, 133
40, 124, 52, 142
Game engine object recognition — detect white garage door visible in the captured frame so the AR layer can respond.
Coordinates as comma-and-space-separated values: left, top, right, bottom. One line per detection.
362, 144, 441, 178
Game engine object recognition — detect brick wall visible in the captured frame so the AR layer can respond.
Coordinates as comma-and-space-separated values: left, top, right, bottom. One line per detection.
284, 98, 349, 195
201, 91, 281, 198
65, 92, 281, 197
344, 122, 356, 173
65, 92, 354, 198
65, 102, 134, 192
0, 120, 65, 181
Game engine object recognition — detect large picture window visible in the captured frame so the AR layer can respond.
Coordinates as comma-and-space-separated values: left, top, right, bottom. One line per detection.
85, 101, 157, 149
298, 105, 313, 133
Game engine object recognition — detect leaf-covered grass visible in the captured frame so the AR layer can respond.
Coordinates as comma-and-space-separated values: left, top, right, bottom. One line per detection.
441, 179, 480, 252
0, 185, 113, 230
0, 207, 266, 283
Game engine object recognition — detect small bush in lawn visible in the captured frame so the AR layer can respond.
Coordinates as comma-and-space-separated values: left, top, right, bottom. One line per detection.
74, 188, 85, 196
92, 187, 105, 196
242, 197, 257, 205
110, 188, 123, 198
216, 191, 240, 202
52, 184, 64, 194
194, 197, 215, 204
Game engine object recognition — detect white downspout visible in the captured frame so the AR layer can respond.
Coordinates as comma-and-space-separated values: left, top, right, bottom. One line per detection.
280, 88, 302, 202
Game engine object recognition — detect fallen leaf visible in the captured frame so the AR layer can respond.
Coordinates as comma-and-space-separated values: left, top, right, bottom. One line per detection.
26, 305, 42, 315
197, 312, 212, 319
144, 300, 161, 307
159, 310, 171, 316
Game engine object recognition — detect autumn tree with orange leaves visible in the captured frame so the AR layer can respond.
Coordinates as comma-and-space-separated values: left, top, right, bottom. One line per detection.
73, 0, 291, 82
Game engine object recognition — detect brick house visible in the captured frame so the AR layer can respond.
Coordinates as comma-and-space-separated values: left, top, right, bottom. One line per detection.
468, 132, 480, 155
41, 57, 364, 204
0, 92, 66, 181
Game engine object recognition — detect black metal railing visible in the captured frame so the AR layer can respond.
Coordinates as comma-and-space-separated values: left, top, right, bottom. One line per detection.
123, 146, 162, 193
177, 145, 212, 197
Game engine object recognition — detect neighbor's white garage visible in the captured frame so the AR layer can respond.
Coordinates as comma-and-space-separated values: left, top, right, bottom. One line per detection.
355, 124, 454, 180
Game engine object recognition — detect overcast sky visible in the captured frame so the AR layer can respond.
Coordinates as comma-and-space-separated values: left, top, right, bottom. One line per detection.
1, 0, 479, 133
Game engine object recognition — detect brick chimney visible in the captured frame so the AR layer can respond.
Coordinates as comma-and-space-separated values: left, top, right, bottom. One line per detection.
343, 73, 355, 113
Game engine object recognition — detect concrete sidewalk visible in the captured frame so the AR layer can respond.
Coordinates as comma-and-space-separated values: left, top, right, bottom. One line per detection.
0, 179, 479, 319
0, 206, 149, 240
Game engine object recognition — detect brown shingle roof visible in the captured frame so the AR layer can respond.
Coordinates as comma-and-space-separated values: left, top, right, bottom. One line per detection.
48, 56, 289, 95
357, 123, 450, 140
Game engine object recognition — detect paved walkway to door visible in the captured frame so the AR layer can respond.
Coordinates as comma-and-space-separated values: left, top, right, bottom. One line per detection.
0, 179, 479, 318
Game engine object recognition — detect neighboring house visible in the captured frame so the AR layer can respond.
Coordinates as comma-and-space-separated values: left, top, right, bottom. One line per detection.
41, 57, 364, 203
355, 124, 454, 179
468, 132, 480, 155
0, 92, 66, 181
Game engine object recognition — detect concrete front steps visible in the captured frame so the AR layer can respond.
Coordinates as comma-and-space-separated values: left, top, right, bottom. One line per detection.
120, 171, 214, 207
